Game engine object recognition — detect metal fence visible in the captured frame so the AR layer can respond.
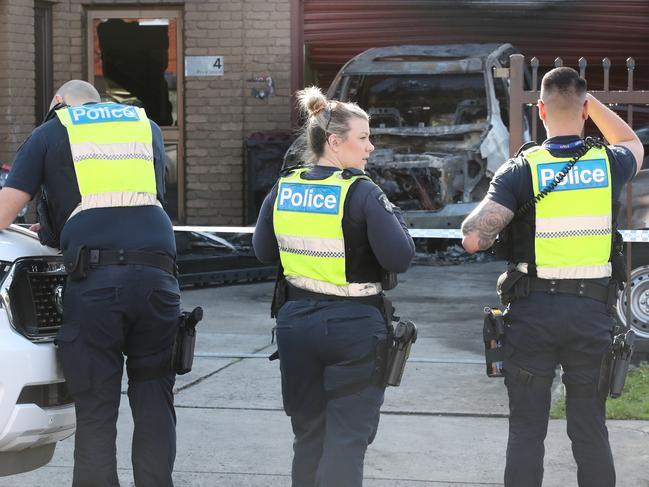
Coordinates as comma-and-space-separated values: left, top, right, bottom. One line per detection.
507, 53, 649, 156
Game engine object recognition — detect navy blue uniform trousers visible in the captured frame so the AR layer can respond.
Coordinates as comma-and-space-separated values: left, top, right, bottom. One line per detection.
503, 291, 616, 487
56, 265, 180, 487
276, 299, 388, 487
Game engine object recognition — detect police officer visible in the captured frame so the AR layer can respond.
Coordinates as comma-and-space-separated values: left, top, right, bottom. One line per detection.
253, 86, 415, 486
461, 67, 643, 487
0, 80, 179, 487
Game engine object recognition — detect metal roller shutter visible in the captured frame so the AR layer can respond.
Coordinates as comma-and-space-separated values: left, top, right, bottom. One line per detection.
303, 0, 649, 90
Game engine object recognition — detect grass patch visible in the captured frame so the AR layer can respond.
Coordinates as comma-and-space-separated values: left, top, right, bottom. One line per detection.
550, 363, 649, 420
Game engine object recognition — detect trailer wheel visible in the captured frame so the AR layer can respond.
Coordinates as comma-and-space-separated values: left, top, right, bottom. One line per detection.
616, 265, 649, 361
616, 265, 649, 339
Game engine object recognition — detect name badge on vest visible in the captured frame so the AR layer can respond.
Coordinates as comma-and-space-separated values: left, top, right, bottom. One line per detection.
68, 103, 140, 125
277, 183, 341, 214
537, 158, 609, 192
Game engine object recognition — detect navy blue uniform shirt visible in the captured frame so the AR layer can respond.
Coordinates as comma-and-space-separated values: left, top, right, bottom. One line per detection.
487, 136, 637, 212
253, 165, 415, 273
5, 109, 175, 258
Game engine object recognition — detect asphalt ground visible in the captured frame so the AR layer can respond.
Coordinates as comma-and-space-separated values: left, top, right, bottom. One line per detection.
3, 261, 649, 486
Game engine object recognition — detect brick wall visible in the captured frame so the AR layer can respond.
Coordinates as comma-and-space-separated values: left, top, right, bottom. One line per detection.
184, 0, 292, 224
0, 0, 35, 165
46, 0, 293, 224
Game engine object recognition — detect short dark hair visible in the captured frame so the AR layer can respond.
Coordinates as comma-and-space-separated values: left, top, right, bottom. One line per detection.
541, 67, 587, 98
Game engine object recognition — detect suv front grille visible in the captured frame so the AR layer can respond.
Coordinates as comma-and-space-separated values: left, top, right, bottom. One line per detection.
4, 257, 67, 341
30, 272, 67, 335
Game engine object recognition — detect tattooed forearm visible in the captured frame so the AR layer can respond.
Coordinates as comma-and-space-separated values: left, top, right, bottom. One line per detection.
461, 200, 514, 251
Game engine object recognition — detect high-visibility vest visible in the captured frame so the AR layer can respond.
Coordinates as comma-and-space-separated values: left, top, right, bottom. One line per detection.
56, 103, 160, 219
273, 167, 382, 296
522, 144, 612, 279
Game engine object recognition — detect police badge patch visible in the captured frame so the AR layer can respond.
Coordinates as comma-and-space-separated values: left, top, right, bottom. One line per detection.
377, 193, 394, 213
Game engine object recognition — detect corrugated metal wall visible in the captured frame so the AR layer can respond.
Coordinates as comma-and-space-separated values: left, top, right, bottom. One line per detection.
303, 0, 649, 91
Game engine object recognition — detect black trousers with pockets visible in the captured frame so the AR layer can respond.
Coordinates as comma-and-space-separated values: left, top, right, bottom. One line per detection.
276, 299, 388, 487
56, 265, 180, 487
503, 291, 616, 487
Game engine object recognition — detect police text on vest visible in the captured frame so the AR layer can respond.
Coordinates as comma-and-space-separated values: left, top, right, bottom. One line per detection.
69, 103, 140, 125
537, 159, 609, 192
277, 183, 341, 214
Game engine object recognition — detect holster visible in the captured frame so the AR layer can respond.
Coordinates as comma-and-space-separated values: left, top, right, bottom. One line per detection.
496, 269, 529, 306
384, 320, 417, 386
172, 307, 203, 375
65, 246, 90, 281
599, 327, 635, 398
37, 190, 60, 249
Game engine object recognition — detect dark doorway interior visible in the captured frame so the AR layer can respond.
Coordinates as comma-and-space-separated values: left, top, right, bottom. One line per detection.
96, 19, 173, 127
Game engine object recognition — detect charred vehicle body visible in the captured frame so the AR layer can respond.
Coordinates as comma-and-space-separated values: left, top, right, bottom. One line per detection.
284, 43, 525, 228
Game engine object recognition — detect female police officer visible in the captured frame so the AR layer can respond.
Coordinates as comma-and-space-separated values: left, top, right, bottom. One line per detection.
253, 86, 415, 486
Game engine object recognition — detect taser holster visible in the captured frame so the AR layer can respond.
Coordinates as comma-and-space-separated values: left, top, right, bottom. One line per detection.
483, 307, 505, 378
172, 307, 203, 375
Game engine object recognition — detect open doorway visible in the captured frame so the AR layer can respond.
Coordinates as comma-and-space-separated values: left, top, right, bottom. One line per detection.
87, 8, 184, 222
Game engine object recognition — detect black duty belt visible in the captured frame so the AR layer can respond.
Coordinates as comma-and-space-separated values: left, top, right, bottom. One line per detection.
528, 277, 610, 304
65, 248, 177, 277
285, 285, 383, 310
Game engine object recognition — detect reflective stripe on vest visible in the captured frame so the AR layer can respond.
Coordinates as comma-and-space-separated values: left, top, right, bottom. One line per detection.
56, 103, 160, 217
273, 168, 382, 297
526, 145, 612, 279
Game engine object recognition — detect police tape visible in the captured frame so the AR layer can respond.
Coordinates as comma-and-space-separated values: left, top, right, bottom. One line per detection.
173, 226, 649, 243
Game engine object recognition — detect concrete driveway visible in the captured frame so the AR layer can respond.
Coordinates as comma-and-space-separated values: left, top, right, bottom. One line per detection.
3, 262, 649, 486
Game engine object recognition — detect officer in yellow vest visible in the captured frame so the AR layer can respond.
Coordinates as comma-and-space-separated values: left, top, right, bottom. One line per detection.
253, 87, 415, 486
0, 80, 179, 487
461, 67, 643, 487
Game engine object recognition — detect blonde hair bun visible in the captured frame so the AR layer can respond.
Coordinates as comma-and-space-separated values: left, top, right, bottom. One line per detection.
297, 86, 328, 118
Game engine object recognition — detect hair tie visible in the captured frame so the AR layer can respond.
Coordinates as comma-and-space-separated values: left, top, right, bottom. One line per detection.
311, 100, 328, 117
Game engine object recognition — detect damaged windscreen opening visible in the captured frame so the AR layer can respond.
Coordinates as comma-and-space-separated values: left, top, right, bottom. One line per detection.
348, 74, 488, 128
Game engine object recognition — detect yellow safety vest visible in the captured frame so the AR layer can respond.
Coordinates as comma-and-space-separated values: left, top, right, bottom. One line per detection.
523, 145, 612, 279
56, 103, 160, 219
273, 167, 382, 296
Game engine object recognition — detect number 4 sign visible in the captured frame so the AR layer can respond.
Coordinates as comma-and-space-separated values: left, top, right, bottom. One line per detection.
185, 56, 224, 77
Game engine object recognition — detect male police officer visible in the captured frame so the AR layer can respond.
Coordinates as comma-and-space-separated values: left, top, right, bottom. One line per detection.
461, 67, 643, 487
0, 80, 179, 487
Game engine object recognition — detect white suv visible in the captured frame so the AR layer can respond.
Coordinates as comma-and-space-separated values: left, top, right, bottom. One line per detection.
0, 225, 75, 476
